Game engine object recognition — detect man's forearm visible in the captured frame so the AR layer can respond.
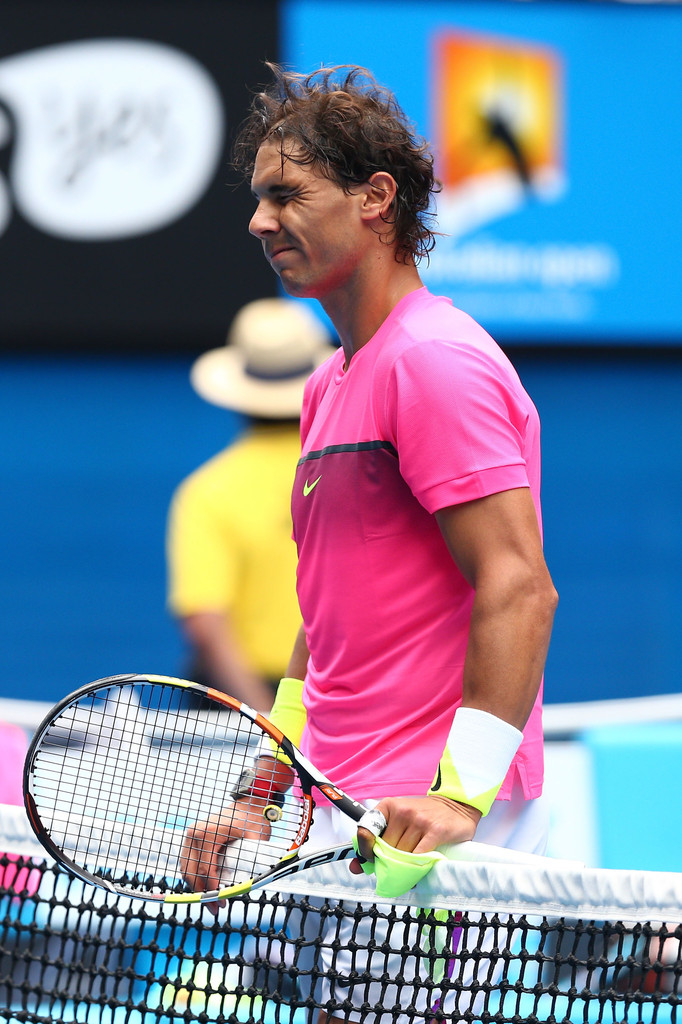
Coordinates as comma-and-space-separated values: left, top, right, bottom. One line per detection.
182, 611, 275, 710
285, 623, 310, 681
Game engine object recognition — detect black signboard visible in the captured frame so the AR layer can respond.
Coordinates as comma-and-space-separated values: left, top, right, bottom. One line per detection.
0, 1, 279, 352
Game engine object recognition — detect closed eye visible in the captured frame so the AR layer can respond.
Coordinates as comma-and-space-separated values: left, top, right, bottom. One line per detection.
251, 187, 298, 206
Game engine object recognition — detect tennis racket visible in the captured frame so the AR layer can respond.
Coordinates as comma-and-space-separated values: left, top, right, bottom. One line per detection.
23, 673, 386, 904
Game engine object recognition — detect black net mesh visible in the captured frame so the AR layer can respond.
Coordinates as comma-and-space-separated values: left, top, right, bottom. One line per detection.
1, 851, 680, 1024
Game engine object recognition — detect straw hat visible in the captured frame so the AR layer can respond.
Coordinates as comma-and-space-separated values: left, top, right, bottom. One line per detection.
190, 298, 335, 418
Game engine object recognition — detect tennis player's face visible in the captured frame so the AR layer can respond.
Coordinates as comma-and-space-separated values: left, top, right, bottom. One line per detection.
249, 140, 367, 300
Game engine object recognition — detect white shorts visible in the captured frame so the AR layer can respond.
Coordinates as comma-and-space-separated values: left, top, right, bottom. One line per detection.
293, 783, 549, 1022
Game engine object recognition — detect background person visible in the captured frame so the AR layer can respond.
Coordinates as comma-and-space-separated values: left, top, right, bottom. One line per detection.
166, 297, 334, 712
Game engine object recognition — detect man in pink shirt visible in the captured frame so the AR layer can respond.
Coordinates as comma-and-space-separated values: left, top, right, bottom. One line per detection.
290, 287, 545, 811
182, 62, 558, 1022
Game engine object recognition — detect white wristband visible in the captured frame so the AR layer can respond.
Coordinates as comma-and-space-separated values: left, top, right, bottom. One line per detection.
429, 707, 523, 815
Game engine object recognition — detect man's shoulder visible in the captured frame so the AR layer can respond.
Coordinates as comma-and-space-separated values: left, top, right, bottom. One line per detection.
302, 347, 342, 408
392, 288, 491, 347
373, 290, 528, 410
378, 290, 502, 377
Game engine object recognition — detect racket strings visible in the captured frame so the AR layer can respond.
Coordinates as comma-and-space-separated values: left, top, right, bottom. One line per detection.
28, 681, 308, 897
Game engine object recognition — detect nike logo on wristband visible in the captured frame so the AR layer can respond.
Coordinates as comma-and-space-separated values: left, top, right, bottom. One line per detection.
303, 475, 321, 496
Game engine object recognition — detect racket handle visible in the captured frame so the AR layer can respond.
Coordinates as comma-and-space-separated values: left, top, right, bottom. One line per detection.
357, 808, 387, 837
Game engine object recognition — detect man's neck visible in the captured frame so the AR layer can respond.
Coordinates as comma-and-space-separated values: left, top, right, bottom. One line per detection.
320, 259, 423, 368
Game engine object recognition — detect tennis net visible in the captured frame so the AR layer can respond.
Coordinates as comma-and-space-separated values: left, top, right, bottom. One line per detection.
1, 802, 680, 1024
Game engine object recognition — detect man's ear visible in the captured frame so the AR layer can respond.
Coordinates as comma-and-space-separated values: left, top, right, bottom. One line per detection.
359, 172, 398, 223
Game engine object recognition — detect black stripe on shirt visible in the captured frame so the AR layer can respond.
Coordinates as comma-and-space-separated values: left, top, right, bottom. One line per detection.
298, 440, 398, 466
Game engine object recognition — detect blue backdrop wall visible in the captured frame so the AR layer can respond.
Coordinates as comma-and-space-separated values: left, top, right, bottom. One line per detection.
1, 350, 680, 706
1, 0, 681, 707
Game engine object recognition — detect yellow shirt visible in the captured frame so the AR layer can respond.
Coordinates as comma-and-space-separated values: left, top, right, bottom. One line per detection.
167, 424, 301, 679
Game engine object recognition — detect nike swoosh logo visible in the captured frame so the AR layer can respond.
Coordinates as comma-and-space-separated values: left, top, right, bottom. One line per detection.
303, 475, 322, 496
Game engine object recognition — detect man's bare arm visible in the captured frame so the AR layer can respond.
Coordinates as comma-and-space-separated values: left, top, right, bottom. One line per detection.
356, 487, 557, 859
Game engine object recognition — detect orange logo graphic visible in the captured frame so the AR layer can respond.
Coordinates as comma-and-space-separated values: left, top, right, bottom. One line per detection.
433, 29, 565, 236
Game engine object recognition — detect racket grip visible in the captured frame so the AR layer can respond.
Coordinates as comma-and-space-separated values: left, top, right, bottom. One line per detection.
357, 808, 387, 837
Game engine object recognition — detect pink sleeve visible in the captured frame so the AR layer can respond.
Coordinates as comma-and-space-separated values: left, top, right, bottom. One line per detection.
383, 340, 531, 514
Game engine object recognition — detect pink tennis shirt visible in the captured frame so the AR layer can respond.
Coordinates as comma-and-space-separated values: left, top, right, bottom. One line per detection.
291, 287, 544, 805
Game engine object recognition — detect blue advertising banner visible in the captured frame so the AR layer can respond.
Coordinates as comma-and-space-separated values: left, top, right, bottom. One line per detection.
282, 1, 682, 344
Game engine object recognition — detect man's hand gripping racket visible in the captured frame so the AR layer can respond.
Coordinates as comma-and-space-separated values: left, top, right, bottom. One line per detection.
23, 674, 387, 905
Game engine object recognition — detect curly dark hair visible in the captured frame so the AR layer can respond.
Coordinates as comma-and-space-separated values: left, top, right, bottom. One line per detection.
232, 63, 440, 265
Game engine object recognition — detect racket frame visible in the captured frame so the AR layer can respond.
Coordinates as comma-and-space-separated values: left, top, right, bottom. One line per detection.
23, 673, 369, 903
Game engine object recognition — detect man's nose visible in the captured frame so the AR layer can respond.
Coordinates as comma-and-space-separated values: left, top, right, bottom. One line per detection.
249, 201, 279, 238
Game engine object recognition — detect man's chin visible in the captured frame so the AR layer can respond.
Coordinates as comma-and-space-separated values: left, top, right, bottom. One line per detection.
278, 275, 315, 300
